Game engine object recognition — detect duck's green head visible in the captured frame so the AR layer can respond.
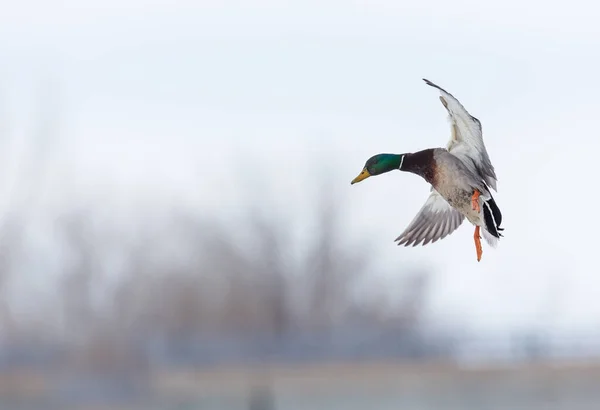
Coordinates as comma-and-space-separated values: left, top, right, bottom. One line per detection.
351, 153, 404, 185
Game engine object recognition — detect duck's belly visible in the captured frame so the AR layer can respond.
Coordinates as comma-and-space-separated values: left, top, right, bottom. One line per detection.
435, 185, 484, 227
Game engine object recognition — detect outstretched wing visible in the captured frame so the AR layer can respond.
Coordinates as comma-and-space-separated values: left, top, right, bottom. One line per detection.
423, 78, 498, 191
394, 189, 465, 247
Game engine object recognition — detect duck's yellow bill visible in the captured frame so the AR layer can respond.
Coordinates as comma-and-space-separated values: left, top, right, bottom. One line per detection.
351, 168, 371, 184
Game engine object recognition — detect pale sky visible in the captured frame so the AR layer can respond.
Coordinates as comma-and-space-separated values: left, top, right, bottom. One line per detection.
1, 0, 599, 333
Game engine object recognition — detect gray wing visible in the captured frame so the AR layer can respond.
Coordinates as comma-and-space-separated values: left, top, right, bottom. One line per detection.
394, 189, 465, 247
423, 78, 498, 191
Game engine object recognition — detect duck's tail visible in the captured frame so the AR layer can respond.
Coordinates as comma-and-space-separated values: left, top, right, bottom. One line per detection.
482, 194, 503, 247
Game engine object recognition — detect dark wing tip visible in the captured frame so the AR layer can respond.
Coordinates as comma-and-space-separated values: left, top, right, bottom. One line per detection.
423, 78, 440, 88
422, 78, 452, 97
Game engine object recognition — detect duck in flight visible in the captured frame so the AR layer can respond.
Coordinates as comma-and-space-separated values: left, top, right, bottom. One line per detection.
351, 79, 503, 262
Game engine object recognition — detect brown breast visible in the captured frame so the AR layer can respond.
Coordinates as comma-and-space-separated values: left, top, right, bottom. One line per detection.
401, 148, 437, 185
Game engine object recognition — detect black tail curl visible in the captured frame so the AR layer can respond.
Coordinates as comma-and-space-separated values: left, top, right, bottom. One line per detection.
483, 195, 503, 238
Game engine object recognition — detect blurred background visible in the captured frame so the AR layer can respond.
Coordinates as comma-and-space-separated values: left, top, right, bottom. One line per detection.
1, 0, 600, 409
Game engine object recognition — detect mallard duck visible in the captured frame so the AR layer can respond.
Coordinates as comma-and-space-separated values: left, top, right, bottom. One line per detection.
351, 79, 503, 262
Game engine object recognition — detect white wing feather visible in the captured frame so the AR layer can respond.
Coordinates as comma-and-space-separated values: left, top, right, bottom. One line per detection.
394, 189, 465, 247
423, 78, 498, 191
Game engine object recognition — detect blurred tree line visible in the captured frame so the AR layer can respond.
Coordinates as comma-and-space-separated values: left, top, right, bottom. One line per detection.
0, 195, 436, 376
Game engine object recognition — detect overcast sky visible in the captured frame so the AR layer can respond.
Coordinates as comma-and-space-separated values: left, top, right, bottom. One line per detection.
1, 0, 599, 333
